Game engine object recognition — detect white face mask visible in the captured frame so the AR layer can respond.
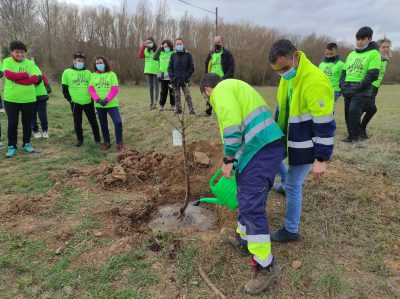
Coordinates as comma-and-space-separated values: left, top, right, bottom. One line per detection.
356, 44, 368, 50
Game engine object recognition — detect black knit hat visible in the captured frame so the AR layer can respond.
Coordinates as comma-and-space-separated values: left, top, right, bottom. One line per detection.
72, 51, 85, 59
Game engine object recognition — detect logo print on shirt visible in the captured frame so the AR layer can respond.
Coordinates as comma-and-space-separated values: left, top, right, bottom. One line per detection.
323, 66, 333, 77
72, 73, 89, 86
95, 76, 110, 89
18, 66, 28, 73
347, 57, 366, 74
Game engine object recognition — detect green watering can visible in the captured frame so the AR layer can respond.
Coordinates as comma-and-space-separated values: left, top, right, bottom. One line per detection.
192, 168, 238, 211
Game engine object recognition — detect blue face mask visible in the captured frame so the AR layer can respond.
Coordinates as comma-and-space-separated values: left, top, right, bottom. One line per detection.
75, 62, 84, 70
281, 67, 297, 80
96, 64, 105, 72
164, 47, 170, 53
280, 54, 298, 80
176, 44, 184, 52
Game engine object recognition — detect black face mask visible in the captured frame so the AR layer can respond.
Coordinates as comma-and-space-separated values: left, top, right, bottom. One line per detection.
325, 56, 337, 62
214, 44, 222, 51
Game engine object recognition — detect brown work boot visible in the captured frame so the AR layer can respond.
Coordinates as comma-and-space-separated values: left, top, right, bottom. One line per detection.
220, 227, 249, 256
244, 257, 281, 295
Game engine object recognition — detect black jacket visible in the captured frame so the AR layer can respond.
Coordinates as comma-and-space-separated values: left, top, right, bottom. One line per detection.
340, 42, 380, 98
204, 47, 235, 79
168, 51, 194, 88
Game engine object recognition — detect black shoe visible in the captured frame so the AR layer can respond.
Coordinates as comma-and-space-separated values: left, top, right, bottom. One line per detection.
74, 141, 84, 147
189, 110, 196, 115
361, 129, 369, 140
341, 136, 361, 143
271, 227, 299, 243
174, 109, 182, 115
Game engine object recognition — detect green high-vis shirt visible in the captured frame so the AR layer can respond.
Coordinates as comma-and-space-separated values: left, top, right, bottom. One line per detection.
144, 48, 159, 75
3, 57, 39, 103
89, 71, 119, 108
372, 59, 387, 88
343, 49, 381, 83
319, 59, 344, 92
33, 65, 47, 97
209, 50, 224, 78
61, 68, 92, 105
159, 51, 173, 73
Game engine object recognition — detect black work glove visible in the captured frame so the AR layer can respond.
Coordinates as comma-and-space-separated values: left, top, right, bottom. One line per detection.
99, 99, 108, 107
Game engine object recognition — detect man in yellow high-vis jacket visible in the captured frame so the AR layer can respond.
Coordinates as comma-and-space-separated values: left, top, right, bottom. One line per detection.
269, 39, 336, 242
200, 73, 284, 295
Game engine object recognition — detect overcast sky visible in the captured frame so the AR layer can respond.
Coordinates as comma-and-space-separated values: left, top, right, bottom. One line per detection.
68, 0, 400, 48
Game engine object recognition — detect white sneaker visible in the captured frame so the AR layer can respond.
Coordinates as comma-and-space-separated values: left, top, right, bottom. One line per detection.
0, 108, 5, 113
42, 131, 49, 139
33, 131, 42, 139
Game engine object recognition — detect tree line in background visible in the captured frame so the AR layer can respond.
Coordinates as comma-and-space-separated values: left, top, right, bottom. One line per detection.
0, 0, 399, 86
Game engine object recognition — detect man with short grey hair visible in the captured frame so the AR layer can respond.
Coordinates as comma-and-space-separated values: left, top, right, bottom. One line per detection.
204, 35, 235, 116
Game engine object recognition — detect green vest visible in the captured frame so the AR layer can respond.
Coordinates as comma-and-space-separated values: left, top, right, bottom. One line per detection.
89, 71, 119, 108
319, 59, 344, 92
210, 50, 224, 77
343, 49, 381, 83
144, 48, 159, 75
159, 51, 172, 73
61, 68, 92, 105
3, 57, 39, 103
372, 59, 387, 88
33, 66, 47, 97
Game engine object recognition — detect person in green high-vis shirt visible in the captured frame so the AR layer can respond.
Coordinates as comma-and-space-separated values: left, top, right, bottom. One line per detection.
88, 56, 124, 151
31, 62, 50, 140
200, 73, 284, 295
0, 58, 4, 150
361, 38, 391, 138
204, 35, 235, 116
340, 26, 381, 142
3, 41, 43, 158
138, 37, 160, 110
153, 39, 175, 112
62, 51, 100, 147
0, 58, 4, 114
319, 43, 344, 102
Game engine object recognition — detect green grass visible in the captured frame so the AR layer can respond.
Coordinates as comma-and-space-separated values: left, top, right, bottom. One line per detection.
0, 84, 399, 298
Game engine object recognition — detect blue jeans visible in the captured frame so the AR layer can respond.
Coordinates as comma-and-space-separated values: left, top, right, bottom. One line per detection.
276, 160, 312, 233
334, 91, 341, 102
96, 107, 123, 144
146, 74, 159, 107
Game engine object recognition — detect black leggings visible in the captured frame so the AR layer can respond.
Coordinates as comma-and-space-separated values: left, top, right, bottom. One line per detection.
361, 87, 378, 130
70, 102, 101, 143
4, 101, 35, 147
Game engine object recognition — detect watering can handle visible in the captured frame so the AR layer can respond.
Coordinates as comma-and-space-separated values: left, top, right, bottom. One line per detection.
209, 167, 236, 189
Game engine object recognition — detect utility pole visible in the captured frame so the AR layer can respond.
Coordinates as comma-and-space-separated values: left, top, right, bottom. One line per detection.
178, 0, 219, 35
215, 7, 218, 35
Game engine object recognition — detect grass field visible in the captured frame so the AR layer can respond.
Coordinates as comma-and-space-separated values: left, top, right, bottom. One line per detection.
0, 84, 399, 299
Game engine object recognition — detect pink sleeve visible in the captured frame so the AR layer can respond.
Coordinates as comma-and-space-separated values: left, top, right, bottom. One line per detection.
106, 86, 119, 102
4, 70, 29, 81
15, 75, 40, 85
88, 86, 100, 101
138, 45, 145, 59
